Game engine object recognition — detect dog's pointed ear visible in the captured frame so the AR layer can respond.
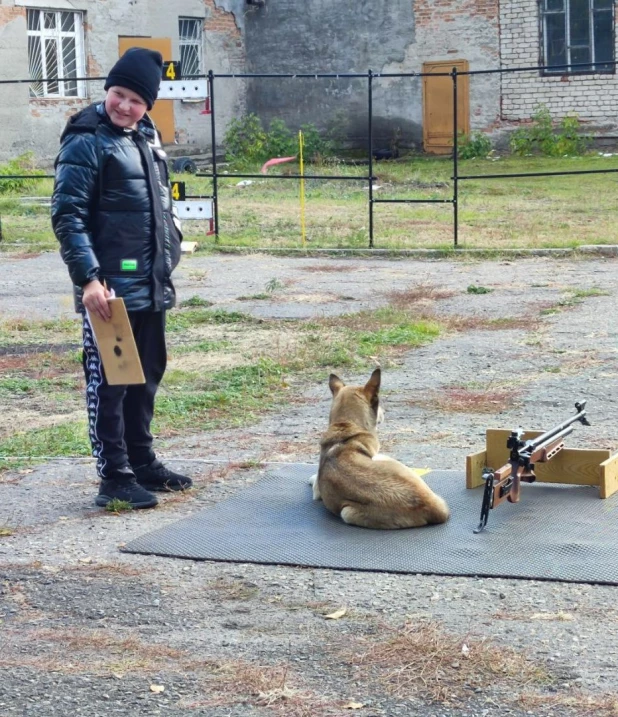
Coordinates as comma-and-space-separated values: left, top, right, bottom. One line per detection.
329, 373, 345, 396
363, 367, 381, 398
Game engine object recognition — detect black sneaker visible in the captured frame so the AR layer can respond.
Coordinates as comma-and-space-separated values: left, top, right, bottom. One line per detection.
95, 468, 159, 509
133, 459, 193, 492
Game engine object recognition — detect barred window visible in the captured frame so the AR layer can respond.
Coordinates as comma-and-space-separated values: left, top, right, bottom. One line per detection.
541, 0, 615, 74
27, 9, 86, 98
179, 17, 204, 79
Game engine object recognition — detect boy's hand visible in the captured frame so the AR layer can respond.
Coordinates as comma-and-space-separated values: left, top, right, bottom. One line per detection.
83, 279, 112, 321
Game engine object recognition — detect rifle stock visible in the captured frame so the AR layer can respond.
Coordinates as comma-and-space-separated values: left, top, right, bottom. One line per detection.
474, 402, 589, 533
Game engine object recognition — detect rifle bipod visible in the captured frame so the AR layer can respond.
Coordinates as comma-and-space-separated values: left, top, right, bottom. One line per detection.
474, 468, 495, 533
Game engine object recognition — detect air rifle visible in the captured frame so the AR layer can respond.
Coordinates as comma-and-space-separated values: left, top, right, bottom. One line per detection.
474, 401, 590, 533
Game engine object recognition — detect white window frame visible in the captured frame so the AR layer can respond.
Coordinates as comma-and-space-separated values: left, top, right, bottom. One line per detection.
27, 8, 87, 98
541, 0, 615, 74
179, 17, 204, 79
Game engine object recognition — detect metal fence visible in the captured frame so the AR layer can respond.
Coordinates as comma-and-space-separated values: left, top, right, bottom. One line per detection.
2, 60, 618, 249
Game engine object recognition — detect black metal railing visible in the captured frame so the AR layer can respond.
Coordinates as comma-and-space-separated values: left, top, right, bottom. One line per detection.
2, 59, 618, 249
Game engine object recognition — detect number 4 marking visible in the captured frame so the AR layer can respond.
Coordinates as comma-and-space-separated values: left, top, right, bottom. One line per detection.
162, 61, 182, 81
171, 182, 186, 202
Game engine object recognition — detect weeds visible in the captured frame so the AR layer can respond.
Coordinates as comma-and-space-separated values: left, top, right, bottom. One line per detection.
510, 105, 588, 157
179, 295, 214, 308
105, 499, 133, 513
348, 620, 549, 704
466, 285, 492, 294
0, 153, 46, 194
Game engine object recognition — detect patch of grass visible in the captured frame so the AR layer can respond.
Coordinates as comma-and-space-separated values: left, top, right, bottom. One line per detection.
357, 320, 441, 355
413, 386, 518, 414
572, 287, 611, 299
179, 295, 214, 308
518, 690, 618, 716
298, 263, 361, 273
347, 620, 549, 704
386, 284, 457, 308
172, 339, 232, 356
0, 316, 81, 348
104, 499, 133, 513
1, 627, 185, 676
179, 658, 333, 715
540, 287, 610, 316
154, 359, 287, 435
6, 155, 618, 251
466, 284, 493, 294
167, 308, 257, 332
0, 421, 89, 476
237, 293, 271, 301
0, 375, 80, 396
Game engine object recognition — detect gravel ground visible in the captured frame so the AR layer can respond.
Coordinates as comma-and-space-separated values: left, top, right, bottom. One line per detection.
1, 250, 618, 716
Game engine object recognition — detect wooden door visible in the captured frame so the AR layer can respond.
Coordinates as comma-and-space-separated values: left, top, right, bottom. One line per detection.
422, 59, 469, 154
117, 37, 175, 144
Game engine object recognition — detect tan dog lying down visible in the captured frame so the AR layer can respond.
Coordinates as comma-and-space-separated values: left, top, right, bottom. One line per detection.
310, 368, 450, 529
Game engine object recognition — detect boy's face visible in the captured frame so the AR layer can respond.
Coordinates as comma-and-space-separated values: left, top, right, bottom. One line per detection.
105, 86, 148, 129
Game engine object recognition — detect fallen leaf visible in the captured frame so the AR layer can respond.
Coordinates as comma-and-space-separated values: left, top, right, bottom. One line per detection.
325, 607, 347, 620
78, 557, 92, 564
150, 684, 165, 693
343, 701, 365, 709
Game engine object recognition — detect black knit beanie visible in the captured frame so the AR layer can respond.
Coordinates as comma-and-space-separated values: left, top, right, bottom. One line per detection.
104, 47, 163, 110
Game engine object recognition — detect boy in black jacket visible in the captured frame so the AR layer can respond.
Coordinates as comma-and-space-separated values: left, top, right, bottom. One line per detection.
52, 48, 192, 508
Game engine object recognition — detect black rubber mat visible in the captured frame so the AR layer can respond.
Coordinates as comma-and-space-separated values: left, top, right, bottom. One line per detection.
124, 465, 618, 584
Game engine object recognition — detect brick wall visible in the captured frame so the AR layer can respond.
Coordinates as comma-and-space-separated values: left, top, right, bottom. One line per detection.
411, 0, 501, 133
500, 0, 618, 127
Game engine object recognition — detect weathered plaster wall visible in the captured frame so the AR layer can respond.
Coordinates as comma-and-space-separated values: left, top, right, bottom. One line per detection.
0, 0, 246, 162
244, 0, 501, 148
500, 0, 618, 134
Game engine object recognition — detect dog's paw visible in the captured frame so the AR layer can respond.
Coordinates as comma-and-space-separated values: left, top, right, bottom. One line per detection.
309, 473, 321, 500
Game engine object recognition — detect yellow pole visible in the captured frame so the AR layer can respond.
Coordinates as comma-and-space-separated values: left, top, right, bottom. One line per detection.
299, 130, 306, 247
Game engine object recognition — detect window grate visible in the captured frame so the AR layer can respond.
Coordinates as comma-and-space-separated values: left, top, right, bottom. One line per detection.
179, 17, 204, 79
27, 9, 86, 98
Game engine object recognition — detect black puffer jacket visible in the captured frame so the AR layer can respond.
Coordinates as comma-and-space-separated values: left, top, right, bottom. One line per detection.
52, 103, 182, 312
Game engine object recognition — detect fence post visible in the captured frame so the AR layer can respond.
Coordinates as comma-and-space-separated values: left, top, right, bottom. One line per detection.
452, 66, 459, 248
208, 69, 219, 239
368, 69, 374, 249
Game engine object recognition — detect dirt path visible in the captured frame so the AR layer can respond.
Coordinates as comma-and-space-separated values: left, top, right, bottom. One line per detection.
1, 250, 618, 716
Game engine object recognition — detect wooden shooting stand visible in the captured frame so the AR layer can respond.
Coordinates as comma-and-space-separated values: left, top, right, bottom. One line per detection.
467, 429, 618, 499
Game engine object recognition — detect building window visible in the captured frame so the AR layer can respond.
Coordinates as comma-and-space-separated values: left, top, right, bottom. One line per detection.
27, 9, 86, 98
179, 17, 204, 78
541, 0, 614, 74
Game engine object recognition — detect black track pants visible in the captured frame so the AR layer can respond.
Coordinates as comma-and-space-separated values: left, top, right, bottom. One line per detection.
82, 310, 167, 479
